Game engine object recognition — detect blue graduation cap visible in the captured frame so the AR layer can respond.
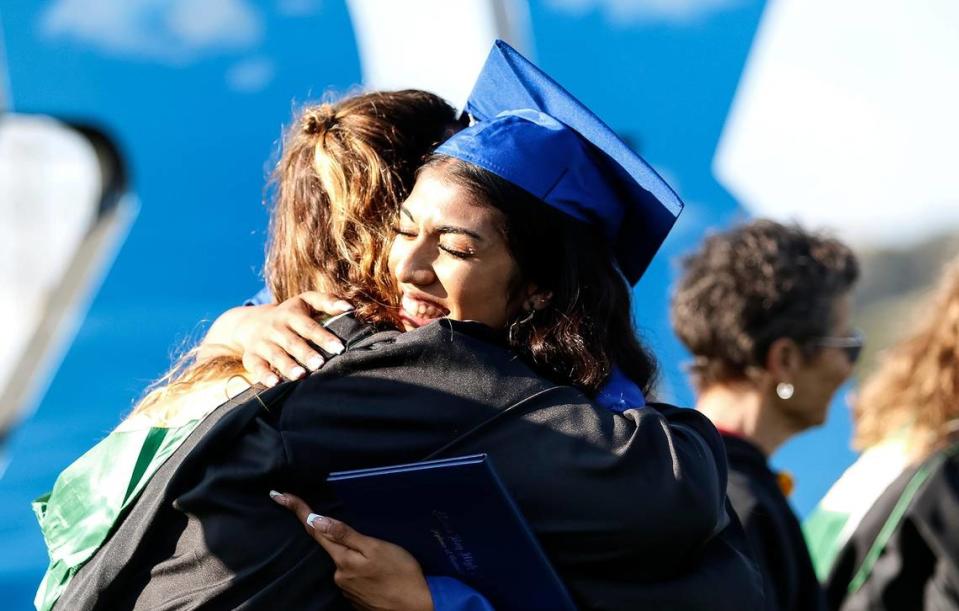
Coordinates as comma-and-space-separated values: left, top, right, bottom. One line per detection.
436, 40, 683, 285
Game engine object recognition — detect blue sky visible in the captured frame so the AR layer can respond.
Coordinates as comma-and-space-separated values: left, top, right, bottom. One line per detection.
1, 0, 863, 603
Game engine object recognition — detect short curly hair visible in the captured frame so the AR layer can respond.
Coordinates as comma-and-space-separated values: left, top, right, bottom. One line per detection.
671, 219, 859, 388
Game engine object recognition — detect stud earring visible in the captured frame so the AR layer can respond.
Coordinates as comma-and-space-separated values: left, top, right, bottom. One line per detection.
776, 382, 795, 400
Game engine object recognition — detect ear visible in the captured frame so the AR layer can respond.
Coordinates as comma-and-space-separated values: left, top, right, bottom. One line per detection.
765, 337, 803, 382
523, 285, 553, 311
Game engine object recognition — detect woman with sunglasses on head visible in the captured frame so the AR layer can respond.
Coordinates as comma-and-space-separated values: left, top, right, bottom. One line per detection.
808, 258, 959, 611
671, 219, 861, 611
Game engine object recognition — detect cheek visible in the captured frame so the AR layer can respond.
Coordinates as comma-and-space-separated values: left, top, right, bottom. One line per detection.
443, 260, 516, 325
814, 358, 852, 402
386, 239, 403, 280
828, 354, 854, 386
439, 263, 490, 303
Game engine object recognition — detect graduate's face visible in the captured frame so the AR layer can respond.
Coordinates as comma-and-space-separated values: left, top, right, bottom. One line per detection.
388, 167, 523, 331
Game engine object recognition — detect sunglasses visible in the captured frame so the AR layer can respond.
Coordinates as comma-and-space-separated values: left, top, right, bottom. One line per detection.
811, 329, 865, 364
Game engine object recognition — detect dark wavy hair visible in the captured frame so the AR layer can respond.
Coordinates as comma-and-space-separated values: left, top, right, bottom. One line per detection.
423, 156, 659, 396
671, 219, 859, 388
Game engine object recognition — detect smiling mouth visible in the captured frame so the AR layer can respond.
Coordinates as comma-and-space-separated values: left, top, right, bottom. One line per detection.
399, 294, 449, 327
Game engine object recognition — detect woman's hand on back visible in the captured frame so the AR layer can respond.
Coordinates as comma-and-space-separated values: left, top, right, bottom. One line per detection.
198, 292, 352, 386
270, 491, 434, 611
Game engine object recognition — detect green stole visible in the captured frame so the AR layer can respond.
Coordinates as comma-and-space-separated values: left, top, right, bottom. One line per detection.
32, 381, 248, 611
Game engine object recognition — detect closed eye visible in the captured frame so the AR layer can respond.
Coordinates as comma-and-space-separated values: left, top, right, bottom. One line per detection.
439, 245, 474, 259
391, 224, 416, 238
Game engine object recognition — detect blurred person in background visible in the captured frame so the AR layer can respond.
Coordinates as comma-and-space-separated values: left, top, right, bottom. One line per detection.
671, 219, 861, 611
808, 258, 959, 611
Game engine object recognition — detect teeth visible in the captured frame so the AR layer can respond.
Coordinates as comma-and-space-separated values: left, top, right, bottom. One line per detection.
402, 295, 446, 320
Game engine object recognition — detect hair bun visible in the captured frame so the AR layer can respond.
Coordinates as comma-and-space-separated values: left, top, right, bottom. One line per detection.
303, 106, 337, 135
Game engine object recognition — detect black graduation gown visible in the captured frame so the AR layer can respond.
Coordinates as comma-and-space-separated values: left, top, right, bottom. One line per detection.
824, 442, 959, 610
57, 316, 764, 611
723, 434, 827, 611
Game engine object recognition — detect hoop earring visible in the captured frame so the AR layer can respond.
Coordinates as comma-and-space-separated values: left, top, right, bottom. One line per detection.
508, 308, 536, 344
776, 382, 795, 400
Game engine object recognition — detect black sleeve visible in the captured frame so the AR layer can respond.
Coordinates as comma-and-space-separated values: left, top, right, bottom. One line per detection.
493, 398, 730, 579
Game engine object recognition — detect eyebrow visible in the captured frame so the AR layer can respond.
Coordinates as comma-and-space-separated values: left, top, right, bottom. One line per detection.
399, 207, 485, 241
436, 225, 484, 240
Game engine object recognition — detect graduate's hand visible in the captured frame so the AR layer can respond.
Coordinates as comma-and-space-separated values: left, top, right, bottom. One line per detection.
198, 292, 352, 386
271, 491, 434, 611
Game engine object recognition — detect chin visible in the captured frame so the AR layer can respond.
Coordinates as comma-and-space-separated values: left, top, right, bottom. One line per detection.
785, 403, 829, 433
805, 404, 831, 429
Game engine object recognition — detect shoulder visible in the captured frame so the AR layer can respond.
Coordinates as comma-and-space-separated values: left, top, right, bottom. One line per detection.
276, 319, 567, 434
920, 443, 959, 495
646, 402, 724, 445
645, 402, 728, 480
336, 318, 549, 382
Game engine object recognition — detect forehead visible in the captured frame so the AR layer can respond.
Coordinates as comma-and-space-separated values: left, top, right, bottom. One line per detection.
404, 168, 503, 229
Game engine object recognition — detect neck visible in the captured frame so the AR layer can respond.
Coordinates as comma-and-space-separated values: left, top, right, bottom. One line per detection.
696, 382, 797, 457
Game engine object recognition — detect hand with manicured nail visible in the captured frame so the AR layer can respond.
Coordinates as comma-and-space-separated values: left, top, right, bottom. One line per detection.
270, 491, 433, 611
198, 292, 352, 386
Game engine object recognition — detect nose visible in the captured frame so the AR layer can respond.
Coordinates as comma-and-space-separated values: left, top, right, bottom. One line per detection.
393, 237, 437, 287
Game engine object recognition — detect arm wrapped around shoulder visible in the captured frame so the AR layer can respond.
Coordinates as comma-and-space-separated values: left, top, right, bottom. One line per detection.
465, 391, 762, 609
637, 402, 730, 552
578, 400, 731, 571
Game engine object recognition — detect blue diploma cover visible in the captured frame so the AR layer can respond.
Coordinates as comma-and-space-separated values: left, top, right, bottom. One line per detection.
327, 454, 577, 611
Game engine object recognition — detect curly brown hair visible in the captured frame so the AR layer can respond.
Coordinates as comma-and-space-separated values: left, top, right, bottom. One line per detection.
671, 219, 859, 389
854, 258, 959, 460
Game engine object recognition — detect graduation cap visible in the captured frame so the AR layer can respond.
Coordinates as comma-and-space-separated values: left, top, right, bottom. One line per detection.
436, 40, 683, 285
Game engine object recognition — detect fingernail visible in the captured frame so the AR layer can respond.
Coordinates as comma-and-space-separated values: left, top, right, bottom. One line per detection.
307, 355, 324, 371
334, 300, 354, 313
264, 374, 280, 387
325, 342, 344, 356
269, 490, 286, 502
306, 513, 330, 532
289, 366, 306, 379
